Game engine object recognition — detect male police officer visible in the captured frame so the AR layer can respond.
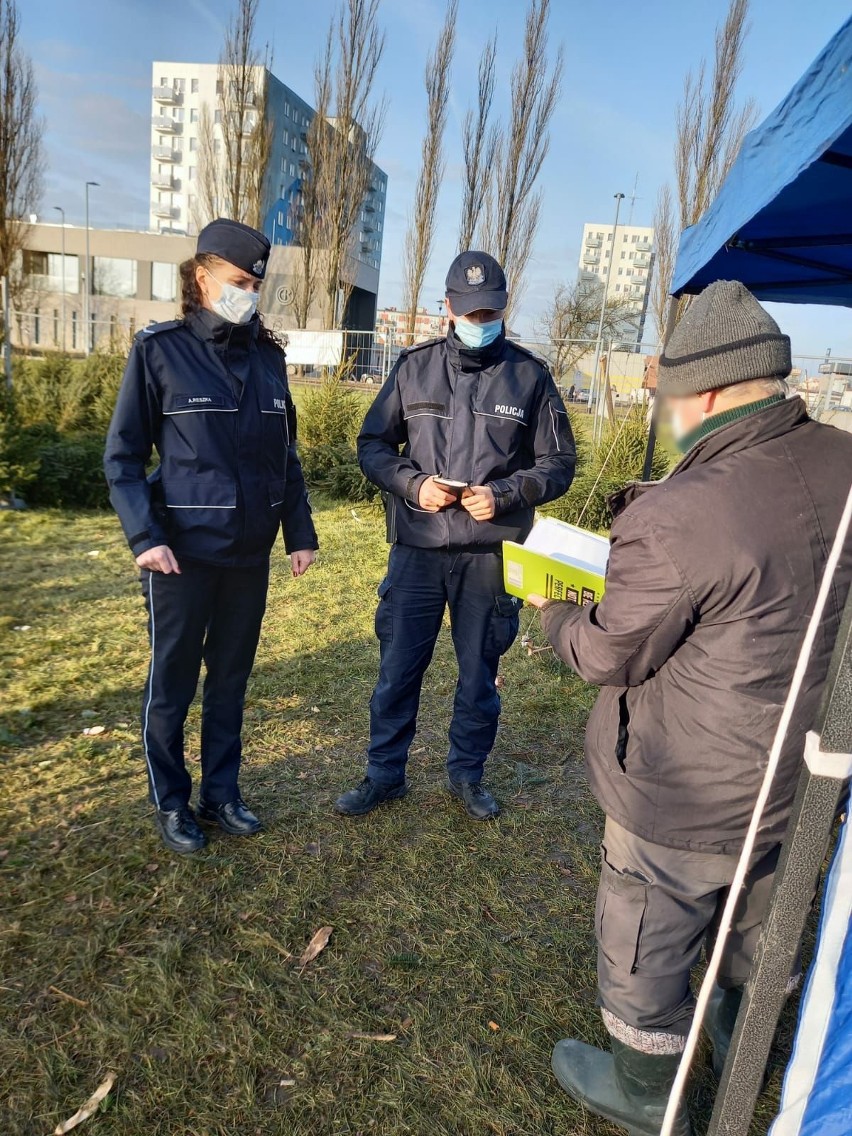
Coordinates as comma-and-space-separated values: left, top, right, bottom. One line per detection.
335, 251, 575, 820
105, 218, 317, 854
530, 282, 852, 1135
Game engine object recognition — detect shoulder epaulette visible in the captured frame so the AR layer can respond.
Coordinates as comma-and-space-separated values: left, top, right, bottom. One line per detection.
399, 336, 444, 357
506, 339, 549, 369
135, 319, 184, 341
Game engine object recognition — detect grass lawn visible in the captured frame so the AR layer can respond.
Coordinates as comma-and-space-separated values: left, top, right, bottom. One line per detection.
0, 500, 792, 1135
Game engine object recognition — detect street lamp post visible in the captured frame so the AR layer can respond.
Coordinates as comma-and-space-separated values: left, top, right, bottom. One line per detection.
53, 205, 66, 351
589, 192, 625, 442
84, 181, 99, 356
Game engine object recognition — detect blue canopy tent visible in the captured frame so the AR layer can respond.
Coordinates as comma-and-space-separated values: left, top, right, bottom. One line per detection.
670, 15, 852, 306
643, 16, 852, 1136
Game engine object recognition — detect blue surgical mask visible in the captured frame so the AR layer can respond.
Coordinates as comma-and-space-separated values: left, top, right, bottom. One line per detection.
454, 317, 503, 350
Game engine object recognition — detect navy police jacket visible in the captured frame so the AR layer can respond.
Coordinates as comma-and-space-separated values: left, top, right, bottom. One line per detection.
358, 327, 576, 550
104, 308, 318, 567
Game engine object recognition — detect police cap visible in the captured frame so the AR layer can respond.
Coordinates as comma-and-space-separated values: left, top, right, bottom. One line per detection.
196, 218, 271, 280
445, 250, 508, 316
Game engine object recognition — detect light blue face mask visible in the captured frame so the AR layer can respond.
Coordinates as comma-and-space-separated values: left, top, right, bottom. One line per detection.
454, 317, 503, 350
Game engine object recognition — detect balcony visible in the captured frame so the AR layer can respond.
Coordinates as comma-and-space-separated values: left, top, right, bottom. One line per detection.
585, 236, 603, 248
153, 146, 181, 162
583, 254, 600, 265
633, 253, 651, 267
153, 204, 180, 220
151, 172, 177, 190
152, 115, 181, 133
153, 85, 181, 105
636, 239, 652, 252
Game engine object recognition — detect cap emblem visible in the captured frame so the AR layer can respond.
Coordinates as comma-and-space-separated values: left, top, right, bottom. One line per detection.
253, 259, 265, 275
465, 264, 485, 287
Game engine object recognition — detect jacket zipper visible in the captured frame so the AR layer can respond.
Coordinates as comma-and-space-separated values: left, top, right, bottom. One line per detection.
443, 364, 458, 549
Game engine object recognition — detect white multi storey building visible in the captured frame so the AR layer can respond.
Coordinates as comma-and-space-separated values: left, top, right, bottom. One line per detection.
149, 62, 387, 327
578, 221, 655, 345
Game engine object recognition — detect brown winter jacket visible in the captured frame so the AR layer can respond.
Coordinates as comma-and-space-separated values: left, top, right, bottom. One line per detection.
542, 397, 852, 854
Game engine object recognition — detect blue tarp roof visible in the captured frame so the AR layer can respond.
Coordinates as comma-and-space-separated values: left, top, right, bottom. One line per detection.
671, 16, 852, 307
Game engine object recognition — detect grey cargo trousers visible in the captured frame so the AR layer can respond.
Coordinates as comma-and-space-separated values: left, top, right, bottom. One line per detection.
595, 817, 783, 1054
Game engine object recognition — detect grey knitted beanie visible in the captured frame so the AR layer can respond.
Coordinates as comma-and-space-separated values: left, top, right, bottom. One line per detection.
658, 280, 791, 396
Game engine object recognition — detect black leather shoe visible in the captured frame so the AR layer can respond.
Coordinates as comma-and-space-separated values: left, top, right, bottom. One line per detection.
447, 777, 500, 820
197, 797, 262, 836
155, 806, 208, 854
334, 776, 408, 816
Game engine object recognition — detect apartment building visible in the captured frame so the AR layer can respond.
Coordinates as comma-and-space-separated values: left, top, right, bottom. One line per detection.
578, 221, 655, 345
149, 63, 387, 261
376, 306, 449, 345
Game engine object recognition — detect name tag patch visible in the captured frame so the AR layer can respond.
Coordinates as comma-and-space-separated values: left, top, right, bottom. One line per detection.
173, 394, 227, 409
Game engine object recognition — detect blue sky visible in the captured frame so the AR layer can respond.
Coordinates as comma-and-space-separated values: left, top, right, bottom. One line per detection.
23, 0, 852, 352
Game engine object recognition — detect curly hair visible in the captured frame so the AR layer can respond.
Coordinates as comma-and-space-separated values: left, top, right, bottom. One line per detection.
178, 254, 286, 351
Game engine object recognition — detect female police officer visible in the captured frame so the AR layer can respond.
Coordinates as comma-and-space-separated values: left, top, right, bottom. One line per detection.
105, 218, 317, 854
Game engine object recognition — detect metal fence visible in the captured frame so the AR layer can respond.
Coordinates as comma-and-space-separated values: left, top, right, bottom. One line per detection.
8, 307, 851, 432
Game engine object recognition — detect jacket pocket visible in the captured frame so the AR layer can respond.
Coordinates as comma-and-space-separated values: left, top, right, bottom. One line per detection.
269, 479, 287, 508
615, 690, 631, 772
163, 477, 237, 509
375, 577, 393, 643
485, 593, 521, 659
596, 851, 649, 974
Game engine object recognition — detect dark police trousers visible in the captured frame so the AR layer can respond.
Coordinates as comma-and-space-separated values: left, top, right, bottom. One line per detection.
140, 561, 269, 812
366, 544, 520, 786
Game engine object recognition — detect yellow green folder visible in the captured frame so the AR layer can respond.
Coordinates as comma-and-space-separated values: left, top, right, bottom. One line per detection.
503, 517, 609, 605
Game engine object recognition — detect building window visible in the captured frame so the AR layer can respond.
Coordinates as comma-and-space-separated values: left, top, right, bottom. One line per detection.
159, 76, 168, 86
284, 101, 291, 117
214, 109, 222, 125
190, 108, 199, 123
216, 78, 223, 95
629, 251, 635, 260
290, 162, 296, 177
22, 250, 79, 293
632, 235, 638, 243
190, 137, 198, 152
173, 107, 184, 121
214, 138, 222, 154
92, 257, 137, 298
191, 78, 199, 94
188, 165, 196, 181
174, 78, 185, 92
615, 284, 621, 292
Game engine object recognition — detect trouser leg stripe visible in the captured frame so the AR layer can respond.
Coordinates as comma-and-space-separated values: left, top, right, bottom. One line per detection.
142, 572, 161, 809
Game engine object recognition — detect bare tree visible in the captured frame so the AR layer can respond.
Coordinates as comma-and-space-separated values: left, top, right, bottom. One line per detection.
0, 0, 44, 316
293, 0, 386, 329
458, 34, 497, 252
537, 278, 639, 380
401, 0, 457, 342
195, 0, 272, 230
477, 0, 562, 318
652, 0, 757, 336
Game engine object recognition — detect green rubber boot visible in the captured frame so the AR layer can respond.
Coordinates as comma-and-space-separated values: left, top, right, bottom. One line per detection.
552, 1036, 692, 1136
705, 984, 744, 1079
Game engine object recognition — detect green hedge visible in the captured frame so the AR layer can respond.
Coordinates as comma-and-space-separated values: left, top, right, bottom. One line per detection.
0, 353, 124, 507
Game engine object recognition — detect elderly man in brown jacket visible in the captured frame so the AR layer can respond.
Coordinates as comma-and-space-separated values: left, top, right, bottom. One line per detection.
529, 281, 852, 1136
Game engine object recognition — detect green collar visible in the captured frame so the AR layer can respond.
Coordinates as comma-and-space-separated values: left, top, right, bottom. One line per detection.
678, 394, 787, 453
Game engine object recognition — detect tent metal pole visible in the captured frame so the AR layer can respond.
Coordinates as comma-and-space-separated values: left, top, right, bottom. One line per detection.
641, 294, 679, 480
707, 586, 852, 1136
